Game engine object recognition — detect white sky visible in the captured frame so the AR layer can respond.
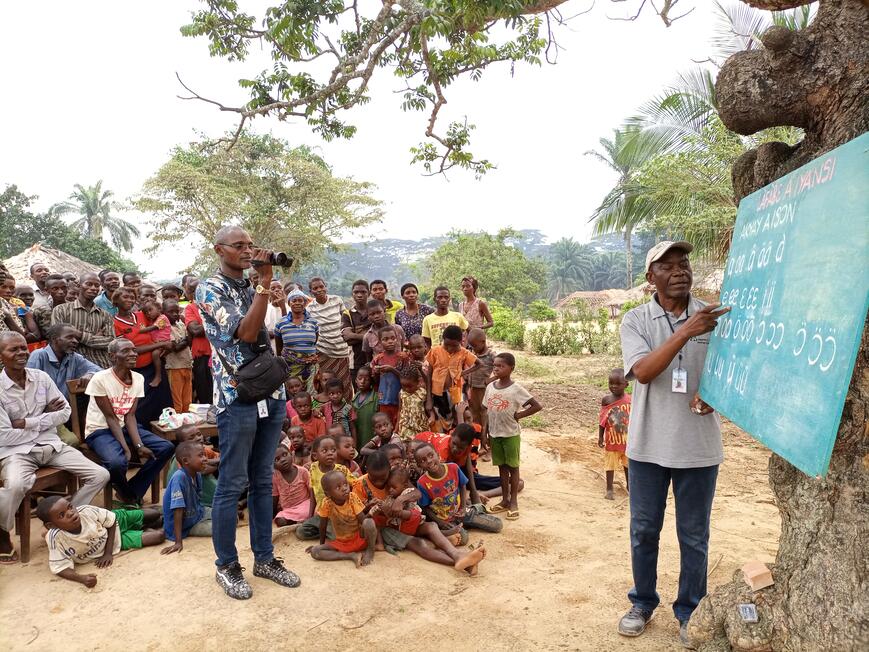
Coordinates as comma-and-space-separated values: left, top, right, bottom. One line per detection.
0, 1, 720, 276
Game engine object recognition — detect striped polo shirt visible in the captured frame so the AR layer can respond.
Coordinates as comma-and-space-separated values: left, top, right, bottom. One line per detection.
274, 312, 319, 357
306, 295, 349, 358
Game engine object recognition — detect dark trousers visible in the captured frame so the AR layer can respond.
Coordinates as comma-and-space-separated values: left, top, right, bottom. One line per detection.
628, 459, 718, 624
134, 363, 173, 426
192, 356, 214, 404
85, 425, 174, 503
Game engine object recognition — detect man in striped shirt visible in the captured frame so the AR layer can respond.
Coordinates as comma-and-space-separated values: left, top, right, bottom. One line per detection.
50, 272, 114, 369
307, 277, 352, 398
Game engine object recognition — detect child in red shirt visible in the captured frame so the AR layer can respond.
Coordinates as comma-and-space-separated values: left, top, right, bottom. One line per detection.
598, 368, 631, 500
291, 391, 327, 443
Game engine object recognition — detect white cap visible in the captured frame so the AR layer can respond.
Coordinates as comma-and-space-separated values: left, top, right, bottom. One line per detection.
645, 241, 694, 272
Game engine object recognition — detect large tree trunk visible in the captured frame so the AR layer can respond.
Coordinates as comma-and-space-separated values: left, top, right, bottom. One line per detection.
690, 1, 869, 650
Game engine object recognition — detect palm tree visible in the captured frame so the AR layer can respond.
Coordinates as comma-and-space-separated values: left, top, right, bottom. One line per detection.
547, 238, 594, 301
50, 181, 139, 252
591, 252, 627, 291
586, 128, 662, 289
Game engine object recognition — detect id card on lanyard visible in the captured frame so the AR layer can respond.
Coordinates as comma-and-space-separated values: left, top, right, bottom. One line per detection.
664, 310, 688, 393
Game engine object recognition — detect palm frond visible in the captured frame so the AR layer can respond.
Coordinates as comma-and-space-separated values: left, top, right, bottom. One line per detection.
711, 0, 770, 59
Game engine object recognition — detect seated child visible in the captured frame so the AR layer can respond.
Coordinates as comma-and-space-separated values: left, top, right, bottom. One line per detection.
396, 361, 430, 440
483, 352, 542, 521
381, 467, 486, 574
332, 428, 362, 476
273, 443, 315, 526
287, 425, 312, 467
426, 325, 480, 424
598, 367, 631, 500
415, 443, 502, 542
359, 412, 405, 459
322, 378, 357, 442
307, 470, 376, 567
161, 441, 214, 554
371, 327, 406, 426
139, 299, 172, 388
294, 435, 357, 541
352, 366, 378, 452
381, 443, 406, 471
165, 424, 219, 507
291, 391, 327, 443
39, 496, 164, 586
285, 375, 304, 420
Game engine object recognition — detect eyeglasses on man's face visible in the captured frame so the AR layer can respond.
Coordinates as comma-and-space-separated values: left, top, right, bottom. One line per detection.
217, 241, 257, 251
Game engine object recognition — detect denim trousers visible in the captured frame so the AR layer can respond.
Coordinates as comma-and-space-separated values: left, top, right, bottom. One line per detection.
628, 459, 719, 623
85, 426, 174, 503
212, 397, 286, 567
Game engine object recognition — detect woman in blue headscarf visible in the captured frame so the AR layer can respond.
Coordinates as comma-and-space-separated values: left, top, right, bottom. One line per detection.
274, 287, 319, 388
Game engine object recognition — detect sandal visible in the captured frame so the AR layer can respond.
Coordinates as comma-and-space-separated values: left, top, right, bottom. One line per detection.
506, 510, 520, 520
0, 551, 19, 565
488, 504, 509, 514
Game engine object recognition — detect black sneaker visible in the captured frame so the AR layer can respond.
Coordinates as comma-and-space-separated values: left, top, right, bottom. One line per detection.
215, 562, 253, 600
253, 557, 301, 588
618, 606, 654, 637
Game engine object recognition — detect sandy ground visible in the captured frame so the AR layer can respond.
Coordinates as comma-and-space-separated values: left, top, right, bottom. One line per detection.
0, 354, 780, 652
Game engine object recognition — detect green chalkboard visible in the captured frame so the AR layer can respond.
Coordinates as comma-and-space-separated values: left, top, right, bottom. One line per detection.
699, 131, 869, 477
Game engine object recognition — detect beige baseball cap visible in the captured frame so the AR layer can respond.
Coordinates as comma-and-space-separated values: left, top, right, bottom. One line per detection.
645, 240, 694, 272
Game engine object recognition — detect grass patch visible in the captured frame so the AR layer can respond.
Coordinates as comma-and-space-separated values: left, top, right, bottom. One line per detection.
513, 353, 550, 379
524, 415, 547, 429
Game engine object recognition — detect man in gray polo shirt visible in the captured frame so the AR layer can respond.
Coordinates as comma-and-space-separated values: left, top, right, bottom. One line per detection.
617, 241, 730, 648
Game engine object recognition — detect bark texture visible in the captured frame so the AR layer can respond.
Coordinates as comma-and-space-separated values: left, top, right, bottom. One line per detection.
691, 1, 869, 650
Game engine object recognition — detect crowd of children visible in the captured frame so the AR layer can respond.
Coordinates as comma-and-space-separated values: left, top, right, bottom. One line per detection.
2, 263, 635, 589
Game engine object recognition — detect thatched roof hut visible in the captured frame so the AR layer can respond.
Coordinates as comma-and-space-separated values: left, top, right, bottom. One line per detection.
1, 244, 101, 283
555, 286, 647, 317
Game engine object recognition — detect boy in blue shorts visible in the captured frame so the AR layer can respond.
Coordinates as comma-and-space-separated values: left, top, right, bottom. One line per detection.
38, 495, 163, 587
161, 440, 215, 555
482, 352, 541, 521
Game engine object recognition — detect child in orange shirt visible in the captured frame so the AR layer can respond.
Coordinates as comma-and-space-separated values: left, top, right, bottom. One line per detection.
307, 470, 376, 567
425, 325, 480, 424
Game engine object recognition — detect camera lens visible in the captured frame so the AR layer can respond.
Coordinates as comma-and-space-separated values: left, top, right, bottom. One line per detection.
270, 252, 292, 268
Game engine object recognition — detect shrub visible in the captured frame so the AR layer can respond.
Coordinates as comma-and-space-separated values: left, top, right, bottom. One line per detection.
527, 299, 557, 322
489, 299, 526, 348
528, 321, 582, 356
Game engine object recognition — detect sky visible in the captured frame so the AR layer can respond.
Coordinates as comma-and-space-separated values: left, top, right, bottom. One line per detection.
0, 1, 721, 276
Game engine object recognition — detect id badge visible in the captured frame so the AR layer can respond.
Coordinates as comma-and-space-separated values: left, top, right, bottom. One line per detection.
257, 400, 269, 418
672, 368, 687, 393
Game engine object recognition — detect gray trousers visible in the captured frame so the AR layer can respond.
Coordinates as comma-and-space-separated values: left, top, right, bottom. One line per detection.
0, 443, 110, 531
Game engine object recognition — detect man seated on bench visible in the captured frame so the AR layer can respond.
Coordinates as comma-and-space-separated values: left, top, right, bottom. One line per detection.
83, 337, 173, 506
0, 332, 110, 564
26, 323, 102, 448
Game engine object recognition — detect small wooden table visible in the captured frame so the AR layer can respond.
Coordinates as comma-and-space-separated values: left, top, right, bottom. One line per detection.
150, 421, 219, 441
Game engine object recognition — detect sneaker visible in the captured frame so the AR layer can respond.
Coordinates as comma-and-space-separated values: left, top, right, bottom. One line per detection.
216, 562, 253, 600
253, 557, 301, 588
618, 606, 654, 637
679, 622, 696, 649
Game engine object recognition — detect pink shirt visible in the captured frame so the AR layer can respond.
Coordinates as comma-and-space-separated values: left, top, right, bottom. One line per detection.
272, 465, 312, 522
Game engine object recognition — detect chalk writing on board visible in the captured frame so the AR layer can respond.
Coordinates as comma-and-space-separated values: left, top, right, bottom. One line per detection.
699, 131, 869, 478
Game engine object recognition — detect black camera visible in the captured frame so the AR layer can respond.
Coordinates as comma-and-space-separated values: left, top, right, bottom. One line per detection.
251, 252, 293, 268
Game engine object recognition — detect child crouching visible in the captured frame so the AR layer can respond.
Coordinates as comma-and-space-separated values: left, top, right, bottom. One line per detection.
38, 496, 164, 587
161, 440, 215, 555
307, 470, 376, 567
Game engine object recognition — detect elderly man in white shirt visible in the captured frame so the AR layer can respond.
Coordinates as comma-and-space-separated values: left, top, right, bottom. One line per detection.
0, 331, 109, 563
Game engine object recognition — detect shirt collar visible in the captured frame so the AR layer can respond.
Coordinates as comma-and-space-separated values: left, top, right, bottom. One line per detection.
0, 367, 34, 390
46, 345, 62, 363
72, 299, 99, 312
650, 292, 695, 321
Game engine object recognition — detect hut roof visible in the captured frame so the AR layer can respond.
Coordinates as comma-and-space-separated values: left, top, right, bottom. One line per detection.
1, 244, 102, 282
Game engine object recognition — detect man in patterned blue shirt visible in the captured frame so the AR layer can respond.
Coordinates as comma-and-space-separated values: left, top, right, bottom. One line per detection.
195, 225, 299, 600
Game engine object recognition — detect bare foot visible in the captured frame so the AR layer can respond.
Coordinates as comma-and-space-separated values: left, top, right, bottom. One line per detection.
468, 564, 479, 577
605, 490, 614, 500
447, 532, 462, 546
454, 546, 485, 572
361, 548, 374, 566
350, 553, 362, 568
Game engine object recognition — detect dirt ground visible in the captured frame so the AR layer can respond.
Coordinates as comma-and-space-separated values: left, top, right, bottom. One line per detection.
0, 353, 780, 651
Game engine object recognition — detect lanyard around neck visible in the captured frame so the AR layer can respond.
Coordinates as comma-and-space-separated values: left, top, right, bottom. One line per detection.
662, 305, 689, 369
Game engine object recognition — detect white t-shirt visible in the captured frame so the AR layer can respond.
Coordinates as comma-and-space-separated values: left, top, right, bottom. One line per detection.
483, 381, 534, 438
46, 505, 121, 573
84, 369, 145, 435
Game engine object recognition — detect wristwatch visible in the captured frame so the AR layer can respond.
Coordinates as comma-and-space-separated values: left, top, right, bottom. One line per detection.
255, 285, 269, 296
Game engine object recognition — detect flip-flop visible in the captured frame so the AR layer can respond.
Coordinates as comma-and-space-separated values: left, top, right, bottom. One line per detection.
0, 551, 19, 565
506, 510, 520, 520
488, 504, 509, 514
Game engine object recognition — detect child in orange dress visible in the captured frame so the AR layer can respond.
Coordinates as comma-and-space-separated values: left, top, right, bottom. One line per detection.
307, 470, 376, 567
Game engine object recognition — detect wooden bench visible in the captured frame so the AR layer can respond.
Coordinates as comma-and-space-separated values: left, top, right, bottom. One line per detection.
15, 467, 77, 563
67, 379, 160, 506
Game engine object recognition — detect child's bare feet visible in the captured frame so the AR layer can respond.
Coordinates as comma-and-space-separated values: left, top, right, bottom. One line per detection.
605, 490, 614, 500
361, 548, 374, 566
447, 532, 462, 546
454, 545, 485, 572
351, 553, 362, 568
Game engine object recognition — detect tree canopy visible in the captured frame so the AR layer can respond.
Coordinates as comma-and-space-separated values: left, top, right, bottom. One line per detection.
0, 185, 140, 272
49, 181, 140, 252
135, 132, 383, 271
426, 228, 547, 307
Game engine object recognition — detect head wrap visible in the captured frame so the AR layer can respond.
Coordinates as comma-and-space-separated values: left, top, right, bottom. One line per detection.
286, 287, 309, 302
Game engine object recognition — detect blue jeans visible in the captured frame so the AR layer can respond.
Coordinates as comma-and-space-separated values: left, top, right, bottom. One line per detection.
628, 459, 718, 624
213, 397, 286, 567
85, 426, 174, 503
